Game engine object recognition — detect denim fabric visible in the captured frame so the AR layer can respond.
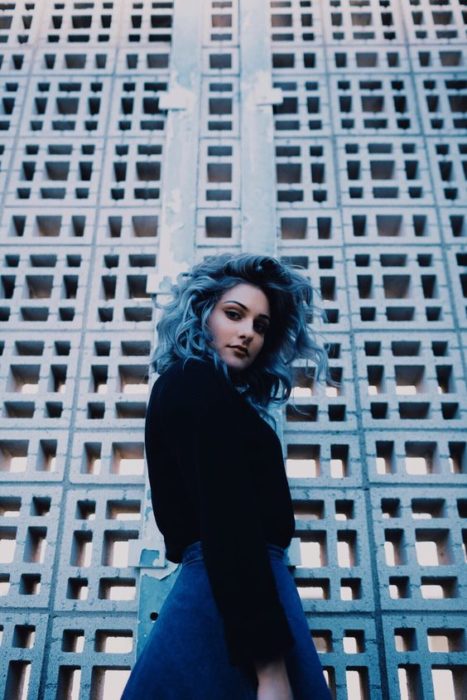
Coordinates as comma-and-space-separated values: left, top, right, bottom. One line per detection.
122, 541, 331, 700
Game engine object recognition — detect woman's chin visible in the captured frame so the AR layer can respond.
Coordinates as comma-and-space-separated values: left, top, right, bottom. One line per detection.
223, 354, 251, 371
225, 359, 249, 371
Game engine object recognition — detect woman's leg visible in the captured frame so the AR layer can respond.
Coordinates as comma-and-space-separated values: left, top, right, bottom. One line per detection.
121, 560, 256, 700
270, 558, 332, 700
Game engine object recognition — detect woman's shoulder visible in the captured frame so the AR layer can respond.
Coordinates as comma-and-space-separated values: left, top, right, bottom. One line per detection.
152, 356, 227, 402
149, 358, 240, 428
161, 356, 220, 382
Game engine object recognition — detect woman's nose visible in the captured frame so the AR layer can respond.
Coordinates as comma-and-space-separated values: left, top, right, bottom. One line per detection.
238, 319, 255, 338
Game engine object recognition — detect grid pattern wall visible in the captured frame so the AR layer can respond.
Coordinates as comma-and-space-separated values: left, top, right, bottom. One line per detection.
267, 2, 466, 699
0, 1, 466, 699
0, 1, 170, 698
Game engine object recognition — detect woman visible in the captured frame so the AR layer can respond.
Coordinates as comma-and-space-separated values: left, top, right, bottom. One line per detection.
122, 254, 331, 700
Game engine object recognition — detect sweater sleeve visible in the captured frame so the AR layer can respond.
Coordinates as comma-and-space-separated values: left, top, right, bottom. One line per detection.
175, 359, 294, 668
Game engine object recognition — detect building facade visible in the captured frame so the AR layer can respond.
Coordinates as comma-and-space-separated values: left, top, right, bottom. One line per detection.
0, 1, 466, 698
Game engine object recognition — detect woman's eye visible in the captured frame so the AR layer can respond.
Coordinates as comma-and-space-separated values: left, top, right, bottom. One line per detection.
255, 323, 268, 335
225, 310, 240, 320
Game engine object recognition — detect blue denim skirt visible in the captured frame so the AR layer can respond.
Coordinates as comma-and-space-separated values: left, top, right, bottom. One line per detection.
122, 541, 331, 700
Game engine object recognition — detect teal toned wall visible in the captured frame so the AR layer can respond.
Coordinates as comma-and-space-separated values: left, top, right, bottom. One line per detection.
0, 1, 466, 698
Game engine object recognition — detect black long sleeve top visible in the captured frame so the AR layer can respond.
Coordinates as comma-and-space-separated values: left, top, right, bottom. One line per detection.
144, 356, 296, 667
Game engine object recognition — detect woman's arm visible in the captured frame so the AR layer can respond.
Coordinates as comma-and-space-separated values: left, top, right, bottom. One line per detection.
175, 358, 295, 669
255, 658, 293, 700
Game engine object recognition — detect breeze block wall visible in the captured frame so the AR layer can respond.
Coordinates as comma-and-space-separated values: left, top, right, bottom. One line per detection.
0, 1, 465, 699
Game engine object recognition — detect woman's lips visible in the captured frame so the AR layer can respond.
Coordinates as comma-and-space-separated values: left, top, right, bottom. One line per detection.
229, 346, 248, 357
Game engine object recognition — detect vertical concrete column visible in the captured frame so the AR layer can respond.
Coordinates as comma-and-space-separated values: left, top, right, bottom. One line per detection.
134, 0, 203, 656
155, 0, 204, 283
239, 0, 297, 559
239, 0, 281, 255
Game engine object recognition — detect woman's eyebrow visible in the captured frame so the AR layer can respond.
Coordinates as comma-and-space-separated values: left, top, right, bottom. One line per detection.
222, 300, 270, 321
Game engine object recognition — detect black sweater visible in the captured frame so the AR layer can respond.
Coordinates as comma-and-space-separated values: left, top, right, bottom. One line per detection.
144, 356, 296, 667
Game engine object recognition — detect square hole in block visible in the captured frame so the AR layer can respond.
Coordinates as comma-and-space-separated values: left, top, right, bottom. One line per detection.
312, 630, 332, 653
111, 443, 144, 475
37, 440, 57, 472
411, 499, 445, 519
335, 500, 354, 520
205, 216, 232, 238
103, 531, 138, 566
395, 365, 425, 395
82, 443, 102, 474
12, 625, 35, 649
0, 440, 28, 472
296, 578, 329, 600
24, 526, 47, 563
340, 579, 361, 600
8, 364, 40, 394
385, 529, 406, 566
131, 215, 158, 238
98, 578, 135, 601
67, 577, 89, 601
431, 668, 465, 700
343, 630, 365, 653
345, 667, 369, 700
62, 630, 85, 653
415, 529, 452, 566
286, 444, 320, 478
448, 442, 465, 474
381, 498, 400, 519
367, 365, 384, 395
90, 668, 131, 700
19, 574, 41, 595
106, 500, 141, 520
293, 500, 324, 520
95, 630, 133, 653
337, 532, 357, 567
290, 366, 315, 398
76, 500, 96, 520
118, 365, 148, 395
405, 442, 438, 475
210, 53, 232, 69
0, 497, 21, 517
389, 576, 410, 599
394, 628, 417, 652
5, 661, 32, 700
330, 444, 348, 478
427, 629, 465, 652
298, 532, 327, 568
280, 217, 307, 240
31, 496, 50, 516
420, 577, 457, 599
56, 667, 81, 700
0, 574, 10, 596
398, 666, 421, 700
0, 527, 17, 563
71, 531, 93, 567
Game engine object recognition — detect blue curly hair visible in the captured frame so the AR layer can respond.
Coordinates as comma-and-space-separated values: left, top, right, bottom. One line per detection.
150, 253, 329, 418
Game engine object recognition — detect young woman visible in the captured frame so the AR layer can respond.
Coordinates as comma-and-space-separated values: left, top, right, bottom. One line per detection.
122, 254, 331, 700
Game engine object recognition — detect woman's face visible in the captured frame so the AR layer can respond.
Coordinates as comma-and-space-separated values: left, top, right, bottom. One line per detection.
207, 283, 271, 371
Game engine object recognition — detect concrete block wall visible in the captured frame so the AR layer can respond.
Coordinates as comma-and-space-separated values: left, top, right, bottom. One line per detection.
0, 0, 465, 698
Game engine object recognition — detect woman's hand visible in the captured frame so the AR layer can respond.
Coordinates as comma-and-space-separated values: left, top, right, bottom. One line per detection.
255, 657, 293, 700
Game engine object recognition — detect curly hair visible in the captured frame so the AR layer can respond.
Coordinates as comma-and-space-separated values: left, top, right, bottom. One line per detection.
150, 253, 329, 418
